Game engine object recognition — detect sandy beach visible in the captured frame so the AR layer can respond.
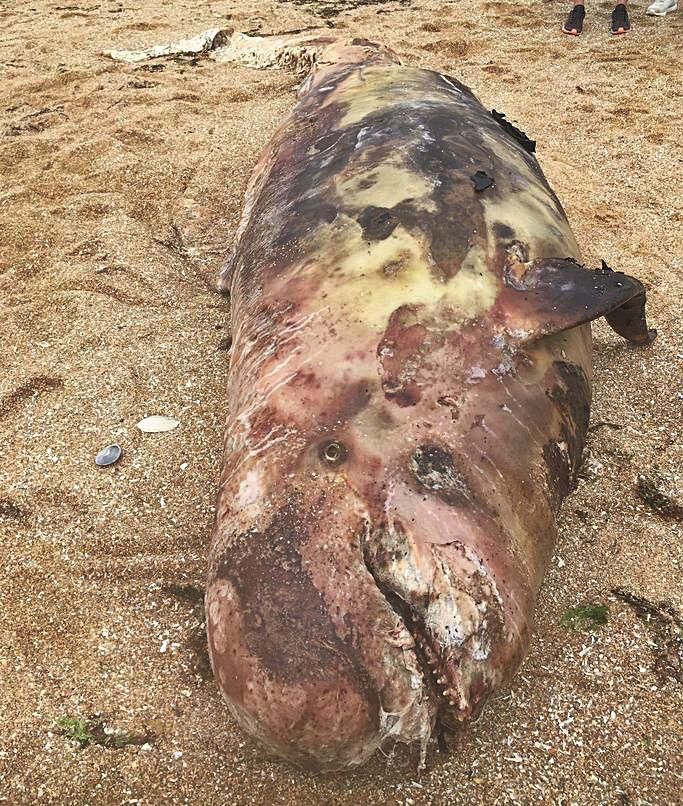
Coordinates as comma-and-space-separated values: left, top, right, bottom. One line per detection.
1, 0, 681, 802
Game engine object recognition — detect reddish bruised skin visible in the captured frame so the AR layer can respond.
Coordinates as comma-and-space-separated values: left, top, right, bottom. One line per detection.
206, 39, 654, 770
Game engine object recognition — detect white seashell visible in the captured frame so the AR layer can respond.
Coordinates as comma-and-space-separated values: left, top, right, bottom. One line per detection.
137, 415, 180, 433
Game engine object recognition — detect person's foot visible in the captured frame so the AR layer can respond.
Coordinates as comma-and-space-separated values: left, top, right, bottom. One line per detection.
563, 3, 586, 34
646, 0, 678, 15
611, 3, 631, 33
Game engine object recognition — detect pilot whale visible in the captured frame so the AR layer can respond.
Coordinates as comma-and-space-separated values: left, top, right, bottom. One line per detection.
202, 35, 655, 770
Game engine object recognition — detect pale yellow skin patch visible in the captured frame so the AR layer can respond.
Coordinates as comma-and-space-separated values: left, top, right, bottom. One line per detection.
338, 160, 437, 212
307, 217, 500, 333
330, 65, 463, 127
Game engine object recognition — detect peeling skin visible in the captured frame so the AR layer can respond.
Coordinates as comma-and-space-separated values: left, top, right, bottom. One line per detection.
207, 35, 654, 771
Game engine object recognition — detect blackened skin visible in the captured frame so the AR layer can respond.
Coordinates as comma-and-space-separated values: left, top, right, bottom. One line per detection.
600, 260, 657, 344
410, 444, 470, 506
490, 109, 537, 154
471, 170, 494, 192
547, 360, 591, 501
543, 441, 572, 510
357, 206, 400, 241
503, 258, 657, 345
605, 294, 657, 345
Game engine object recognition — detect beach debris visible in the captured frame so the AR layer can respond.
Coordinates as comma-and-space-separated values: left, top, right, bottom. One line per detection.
104, 28, 231, 63
104, 28, 331, 73
95, 443, 122, 467
137, 415, 179, 433
612, 588, 683, 684
636, 469, 683, 521
56, 715, 154, 749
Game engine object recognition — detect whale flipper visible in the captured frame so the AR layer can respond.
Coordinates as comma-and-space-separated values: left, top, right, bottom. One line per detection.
502, 257, 656, 345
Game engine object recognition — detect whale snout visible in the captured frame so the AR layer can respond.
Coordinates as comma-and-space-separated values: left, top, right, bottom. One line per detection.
206, 494, 433, 770
206, 578, 387, 770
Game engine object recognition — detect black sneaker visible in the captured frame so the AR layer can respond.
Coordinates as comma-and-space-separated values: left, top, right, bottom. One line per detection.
611, 3, 631, 33
563, 4, 586, 35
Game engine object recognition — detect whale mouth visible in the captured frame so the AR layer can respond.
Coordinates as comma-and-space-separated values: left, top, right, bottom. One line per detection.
361, 517, 507, 727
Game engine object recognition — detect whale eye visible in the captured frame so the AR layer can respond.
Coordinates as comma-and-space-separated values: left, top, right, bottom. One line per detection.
319, 440, 347, 466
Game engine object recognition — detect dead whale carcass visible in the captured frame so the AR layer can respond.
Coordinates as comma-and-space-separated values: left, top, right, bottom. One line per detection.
202, 36, 654, 770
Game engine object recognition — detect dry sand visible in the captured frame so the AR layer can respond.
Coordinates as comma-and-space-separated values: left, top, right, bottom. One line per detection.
1, 0, 682, 803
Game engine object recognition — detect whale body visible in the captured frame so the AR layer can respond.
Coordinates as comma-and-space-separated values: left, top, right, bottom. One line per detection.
205, 38, 654, 770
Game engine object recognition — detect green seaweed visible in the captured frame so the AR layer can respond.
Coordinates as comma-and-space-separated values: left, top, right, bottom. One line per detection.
56, 716, 93, 748
560, 603, 609, 631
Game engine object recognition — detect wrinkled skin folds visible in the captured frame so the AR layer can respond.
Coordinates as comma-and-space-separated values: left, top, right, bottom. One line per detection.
206, 39, 654, 771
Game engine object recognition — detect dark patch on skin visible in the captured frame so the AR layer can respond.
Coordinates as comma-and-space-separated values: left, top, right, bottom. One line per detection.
357, 206, 399, 240
548, 361, 591, 490
313, 131, 344, 152
493, 222, 515, 241
274, 199, 337, 248
410, 444, 470, 506
471, 170, 494, 192
214, 497, 380, 724
389, 387, 421, 407
552, 362, 591, 438
490, 109, 536, 154
378, 305, 427, 407
382, 256, 409, 277
318, 378, 373, 425
542, 440, 571, 510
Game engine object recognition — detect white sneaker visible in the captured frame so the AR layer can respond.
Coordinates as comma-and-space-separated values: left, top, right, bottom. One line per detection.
646, 0, 678, 15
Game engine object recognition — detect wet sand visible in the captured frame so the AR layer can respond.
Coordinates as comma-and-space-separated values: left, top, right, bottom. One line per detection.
1, 0, 681, 803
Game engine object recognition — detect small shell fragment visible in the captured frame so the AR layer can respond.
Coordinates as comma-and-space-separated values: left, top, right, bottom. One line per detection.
95, 444, 122, 467
137, 415, 180, 433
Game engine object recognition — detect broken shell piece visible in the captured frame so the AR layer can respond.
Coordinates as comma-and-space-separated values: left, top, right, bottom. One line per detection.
95, 444, 122, 467
137, 416, 180, 433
